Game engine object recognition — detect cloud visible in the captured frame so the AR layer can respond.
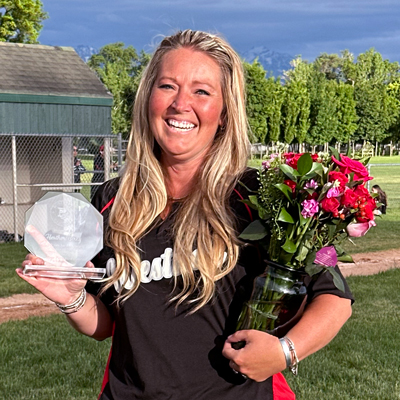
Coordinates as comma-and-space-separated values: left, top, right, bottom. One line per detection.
39, 0, 400, 62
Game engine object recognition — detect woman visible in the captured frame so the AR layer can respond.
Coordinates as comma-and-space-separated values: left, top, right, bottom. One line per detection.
18, 30, 353, 399
372, 184, 387, 215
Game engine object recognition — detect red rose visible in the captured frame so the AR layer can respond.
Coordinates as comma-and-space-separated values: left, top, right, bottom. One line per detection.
311, 154, 320, 162
353, 185, 370, 199
284, 152, 302, 169
331, 155, 372, 182
284, 179, 297, 193
321, 197, 340, 214
341, 188, 358, 208
329, 171, 349, 187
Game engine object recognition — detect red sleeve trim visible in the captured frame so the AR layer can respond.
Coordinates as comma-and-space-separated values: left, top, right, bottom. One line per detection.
100, 197, 115, 214
233, 188, 253, 222
273, 372, 296, 399
97, 196, 115, 398
98, 323, 115, 399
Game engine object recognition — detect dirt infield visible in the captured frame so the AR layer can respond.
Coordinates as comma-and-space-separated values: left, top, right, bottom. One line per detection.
1, 248, 400, 324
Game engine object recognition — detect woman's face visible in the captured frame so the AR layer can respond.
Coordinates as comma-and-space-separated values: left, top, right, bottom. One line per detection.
149, 47, 224, 165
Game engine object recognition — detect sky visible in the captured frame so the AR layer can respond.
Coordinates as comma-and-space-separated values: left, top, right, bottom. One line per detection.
39, 0, 400, 63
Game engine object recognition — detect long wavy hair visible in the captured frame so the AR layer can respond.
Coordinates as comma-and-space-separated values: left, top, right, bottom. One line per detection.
104, 30, 250, 311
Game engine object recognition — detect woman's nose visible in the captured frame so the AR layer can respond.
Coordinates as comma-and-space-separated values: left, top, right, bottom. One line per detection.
171, 90, 191, 112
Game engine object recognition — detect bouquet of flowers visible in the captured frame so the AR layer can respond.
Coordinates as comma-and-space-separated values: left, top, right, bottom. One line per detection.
236, 149, 378, 333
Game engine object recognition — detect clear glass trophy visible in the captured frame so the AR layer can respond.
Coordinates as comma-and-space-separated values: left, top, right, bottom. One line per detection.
23, 192, 105, 280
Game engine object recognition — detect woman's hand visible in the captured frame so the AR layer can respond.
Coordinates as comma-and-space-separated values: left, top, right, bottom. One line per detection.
222, 329, 286, 382
16, 254, 92, 305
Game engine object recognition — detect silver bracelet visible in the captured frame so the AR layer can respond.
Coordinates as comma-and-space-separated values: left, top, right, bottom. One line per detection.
55, 289, 87, 314
279, 337, 292, 368
279, 336, 299, 376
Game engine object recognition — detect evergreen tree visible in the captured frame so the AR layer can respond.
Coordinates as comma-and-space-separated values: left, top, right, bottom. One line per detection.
335, 82, 358, 144
244, 60, 271, 143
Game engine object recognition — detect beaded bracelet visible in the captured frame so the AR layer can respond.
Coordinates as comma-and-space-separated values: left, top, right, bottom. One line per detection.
55, 289, 87, 314
279, 336, 299, 376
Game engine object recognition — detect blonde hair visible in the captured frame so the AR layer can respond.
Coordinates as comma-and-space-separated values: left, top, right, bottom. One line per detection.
104, 30, 250, 311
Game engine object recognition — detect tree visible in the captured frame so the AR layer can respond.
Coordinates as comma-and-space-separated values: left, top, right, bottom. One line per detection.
282, 57, 311, 145
265, 76, 285, 143
88, 43, 150, 136
335, 82, 358, 144
244, 60, 270, 143
308, 79, 338, 145
387, 80, 400, 143
0, 0, 48, 43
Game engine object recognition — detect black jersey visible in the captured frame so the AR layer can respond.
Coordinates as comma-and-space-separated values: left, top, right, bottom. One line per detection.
87, 168, 353, 400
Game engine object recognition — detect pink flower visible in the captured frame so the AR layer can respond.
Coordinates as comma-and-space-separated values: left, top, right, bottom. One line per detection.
331, 155, 372, 182
304, 179, 318, 190
301, 199, 319, 218
327, 187, 342, 198
262, 160, 270, 169
315, 246, 338, 267
346, 220, 376, 237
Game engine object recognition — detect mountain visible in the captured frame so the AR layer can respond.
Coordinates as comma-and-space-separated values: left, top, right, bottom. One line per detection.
74, 45, 98, 62
241, 46, 294, 78
74, 43, 293, 77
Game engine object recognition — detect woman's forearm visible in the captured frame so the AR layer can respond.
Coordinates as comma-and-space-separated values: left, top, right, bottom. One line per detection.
286, 294, 352, 361
65, 292, 114, 341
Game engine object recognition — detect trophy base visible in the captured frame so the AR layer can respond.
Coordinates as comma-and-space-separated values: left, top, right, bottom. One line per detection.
23, 265, 106, 280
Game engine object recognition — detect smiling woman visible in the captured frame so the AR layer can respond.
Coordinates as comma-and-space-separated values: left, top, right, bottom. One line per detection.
17, 29, 353, 400
149, 47, 224, 170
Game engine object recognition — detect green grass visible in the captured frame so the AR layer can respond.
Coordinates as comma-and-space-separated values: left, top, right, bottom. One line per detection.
0, 314, 111, 400
284, 268, 400, 400
0, 242, 33, 297
1, 269, 399, 399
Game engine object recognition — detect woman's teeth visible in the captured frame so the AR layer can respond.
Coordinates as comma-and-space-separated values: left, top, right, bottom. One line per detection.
167, 119, 195, 130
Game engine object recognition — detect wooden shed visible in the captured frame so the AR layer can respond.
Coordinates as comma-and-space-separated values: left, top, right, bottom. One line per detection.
0, 42, 113, 239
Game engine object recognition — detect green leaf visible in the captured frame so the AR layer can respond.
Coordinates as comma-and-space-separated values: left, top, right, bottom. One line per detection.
238, 219, 268, 241
337, 254, 354, 263
329, 146, 340, 160
282, 238, 297, 253
278, 208, 295, 223
295, 245, 309, 262
326, 223, 337, 238
248, 195, 259, 206
305, 250, 317, 266
327, 268, 345, 292
241, 199, 259, 211
274, 183, 293, 201
305, 263, 324, 276
297, 153, 313, 175
280, 164, 299, 181
304, 162, 324, 179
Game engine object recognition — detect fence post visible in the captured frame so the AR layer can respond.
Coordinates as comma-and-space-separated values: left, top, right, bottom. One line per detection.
104, 137, 110, 182
118, 132, 122, 167
12, 135, 19, 242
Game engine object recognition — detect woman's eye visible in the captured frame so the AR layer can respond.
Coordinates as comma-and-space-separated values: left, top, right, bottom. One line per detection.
196, 89, 209, 95
159, 84, 174, 89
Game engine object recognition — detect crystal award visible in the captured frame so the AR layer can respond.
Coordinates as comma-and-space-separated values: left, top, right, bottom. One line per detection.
23, 192, 105, 280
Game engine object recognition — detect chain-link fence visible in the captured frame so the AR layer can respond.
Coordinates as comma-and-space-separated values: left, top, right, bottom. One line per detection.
0, 133, 126, 243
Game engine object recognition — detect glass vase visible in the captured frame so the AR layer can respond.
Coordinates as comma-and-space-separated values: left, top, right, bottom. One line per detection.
236, 260, 308, 337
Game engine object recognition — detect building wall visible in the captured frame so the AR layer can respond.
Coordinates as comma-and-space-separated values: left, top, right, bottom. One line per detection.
0, 102, 111, 135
